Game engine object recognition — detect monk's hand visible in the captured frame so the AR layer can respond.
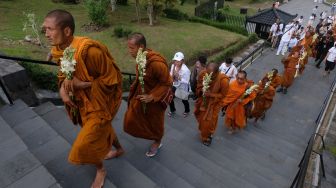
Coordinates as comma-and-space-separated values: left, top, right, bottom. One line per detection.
60, 85, 77, 109
72, 76, 92, 90
63, 79, 73, 94
137, 94, 154, 103
204, 92, 212, 97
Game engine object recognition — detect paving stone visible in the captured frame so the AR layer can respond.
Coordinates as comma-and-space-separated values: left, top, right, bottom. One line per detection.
21, 123, 58, 150
6, 166, 56, 188
0, 107, 37, 127
30, 135, 71, 165
33, 102, 57, 115
0, 150, 40, 187
0, 135, 27, 164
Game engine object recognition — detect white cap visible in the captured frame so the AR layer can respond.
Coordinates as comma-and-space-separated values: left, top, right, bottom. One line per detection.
172, 52, 184, 61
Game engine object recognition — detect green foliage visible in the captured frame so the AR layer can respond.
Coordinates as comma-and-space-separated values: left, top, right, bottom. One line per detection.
163, 8, 189, 20
85, 0, 110, 27
214, 34, 258, 63
20, 62, 58, 91
189, 16, 248, 36
113, 26, 132, 38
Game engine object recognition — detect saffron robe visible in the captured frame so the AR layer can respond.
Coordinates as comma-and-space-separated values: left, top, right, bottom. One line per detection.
251, 84, 276, 119
281, 56, 299, 88
51, 37, 122, 165
194, 72, 229, 141
124, 50, 172, 141
223, 80, 257, 129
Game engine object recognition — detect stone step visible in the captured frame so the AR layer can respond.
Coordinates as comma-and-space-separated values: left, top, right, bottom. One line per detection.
113, 101, 264, 188
0, 100, 116, 188
34, 102, 158, 188
165, 115, 290, 188
0, 113, 58, 188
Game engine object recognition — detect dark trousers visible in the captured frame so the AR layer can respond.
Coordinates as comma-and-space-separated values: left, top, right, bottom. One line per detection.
316, 52, 327, 67
169, 86, 190, 113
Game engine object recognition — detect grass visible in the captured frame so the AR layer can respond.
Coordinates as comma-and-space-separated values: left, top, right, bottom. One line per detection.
328, 146, 336, 157
0, 0, 245, 73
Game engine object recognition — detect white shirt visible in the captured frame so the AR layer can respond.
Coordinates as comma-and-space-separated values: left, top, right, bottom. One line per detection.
219, 63, 238, 80
270, 23, 277, 35
276, 23, 284, 35
327, 47, 336, 62
298, 18, 303, 24
170, 64, 191, 85
281, 24, 295, 42
288, 38, 298, 47
321, 12, 327, 20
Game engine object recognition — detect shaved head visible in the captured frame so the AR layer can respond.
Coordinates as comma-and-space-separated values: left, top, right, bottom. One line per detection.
128, 32, 147, 48
45, 9, 75, 35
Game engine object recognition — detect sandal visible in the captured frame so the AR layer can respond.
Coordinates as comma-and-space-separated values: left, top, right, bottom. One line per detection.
202, 136, 213, 146
168, 111, 175, 117
145, 143, 163, 158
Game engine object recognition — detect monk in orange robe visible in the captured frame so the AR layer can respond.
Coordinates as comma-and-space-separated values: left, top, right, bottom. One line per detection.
277, 51, 300, 94
266, 68, 282, 89
250, 77, 275, 123
44, 10, 123, 188
194, 63, 229, 146
222, 70, 257, 134
124, 33, 172, 157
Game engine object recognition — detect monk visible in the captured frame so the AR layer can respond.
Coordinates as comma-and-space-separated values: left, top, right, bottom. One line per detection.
194, 63, 229, 146
44, 10, 124, 188
298, 30, 313, 74
266, 68, 282, 89
277, 51, 300, 94
250, 77, 276, 123
124, 33, 172, 157
222, 70, 257, 134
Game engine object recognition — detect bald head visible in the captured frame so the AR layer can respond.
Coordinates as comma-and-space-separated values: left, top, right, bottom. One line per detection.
128, 32, 146, 48
45, 9, 75, 35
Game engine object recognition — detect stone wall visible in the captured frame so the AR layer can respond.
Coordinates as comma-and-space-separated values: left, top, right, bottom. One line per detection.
0, 58, 38, 106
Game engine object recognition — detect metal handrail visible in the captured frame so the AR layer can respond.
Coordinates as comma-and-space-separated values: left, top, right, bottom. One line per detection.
235, 42, 264, 69
0, 54, 136, 104
290, 76, 336, 188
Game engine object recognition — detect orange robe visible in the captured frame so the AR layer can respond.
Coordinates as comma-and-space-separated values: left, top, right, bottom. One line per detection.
251, 85, 275, 119
194, 72, 229, 141
223, 80, 257, 129
270, 75, 282, 89
301, 35, 313, 56
124, 50, 172, 141
281, 56, 299, 88
51, 37, 122, 165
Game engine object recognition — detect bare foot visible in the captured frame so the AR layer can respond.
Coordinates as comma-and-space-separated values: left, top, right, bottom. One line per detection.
91, 169, 106, 188
104, 149, 125, 160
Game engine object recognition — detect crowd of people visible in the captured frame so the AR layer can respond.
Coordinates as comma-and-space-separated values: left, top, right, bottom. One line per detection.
41, 2, 336, 187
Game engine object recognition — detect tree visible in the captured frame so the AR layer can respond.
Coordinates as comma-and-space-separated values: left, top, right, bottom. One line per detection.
110, 0, 117, 12
135, 0, 141, 23
147, 0, 154, 26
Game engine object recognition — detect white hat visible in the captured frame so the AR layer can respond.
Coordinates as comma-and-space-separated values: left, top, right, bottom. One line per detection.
172, 52, 184, 61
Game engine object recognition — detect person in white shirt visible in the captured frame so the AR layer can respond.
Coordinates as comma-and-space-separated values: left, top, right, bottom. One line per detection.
331, 3, 336, 15
321, 11, 327, 21
276, 21, 295, 56
269, 19, 283, 48
312, 6, 318, 17
324, 43, 336, 75
219, 57, 238, 81
168, 52, 191, 117
308, 14, 315, 26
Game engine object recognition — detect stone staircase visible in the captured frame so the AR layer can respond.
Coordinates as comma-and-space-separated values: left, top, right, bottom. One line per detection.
0, 98, 308, 188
